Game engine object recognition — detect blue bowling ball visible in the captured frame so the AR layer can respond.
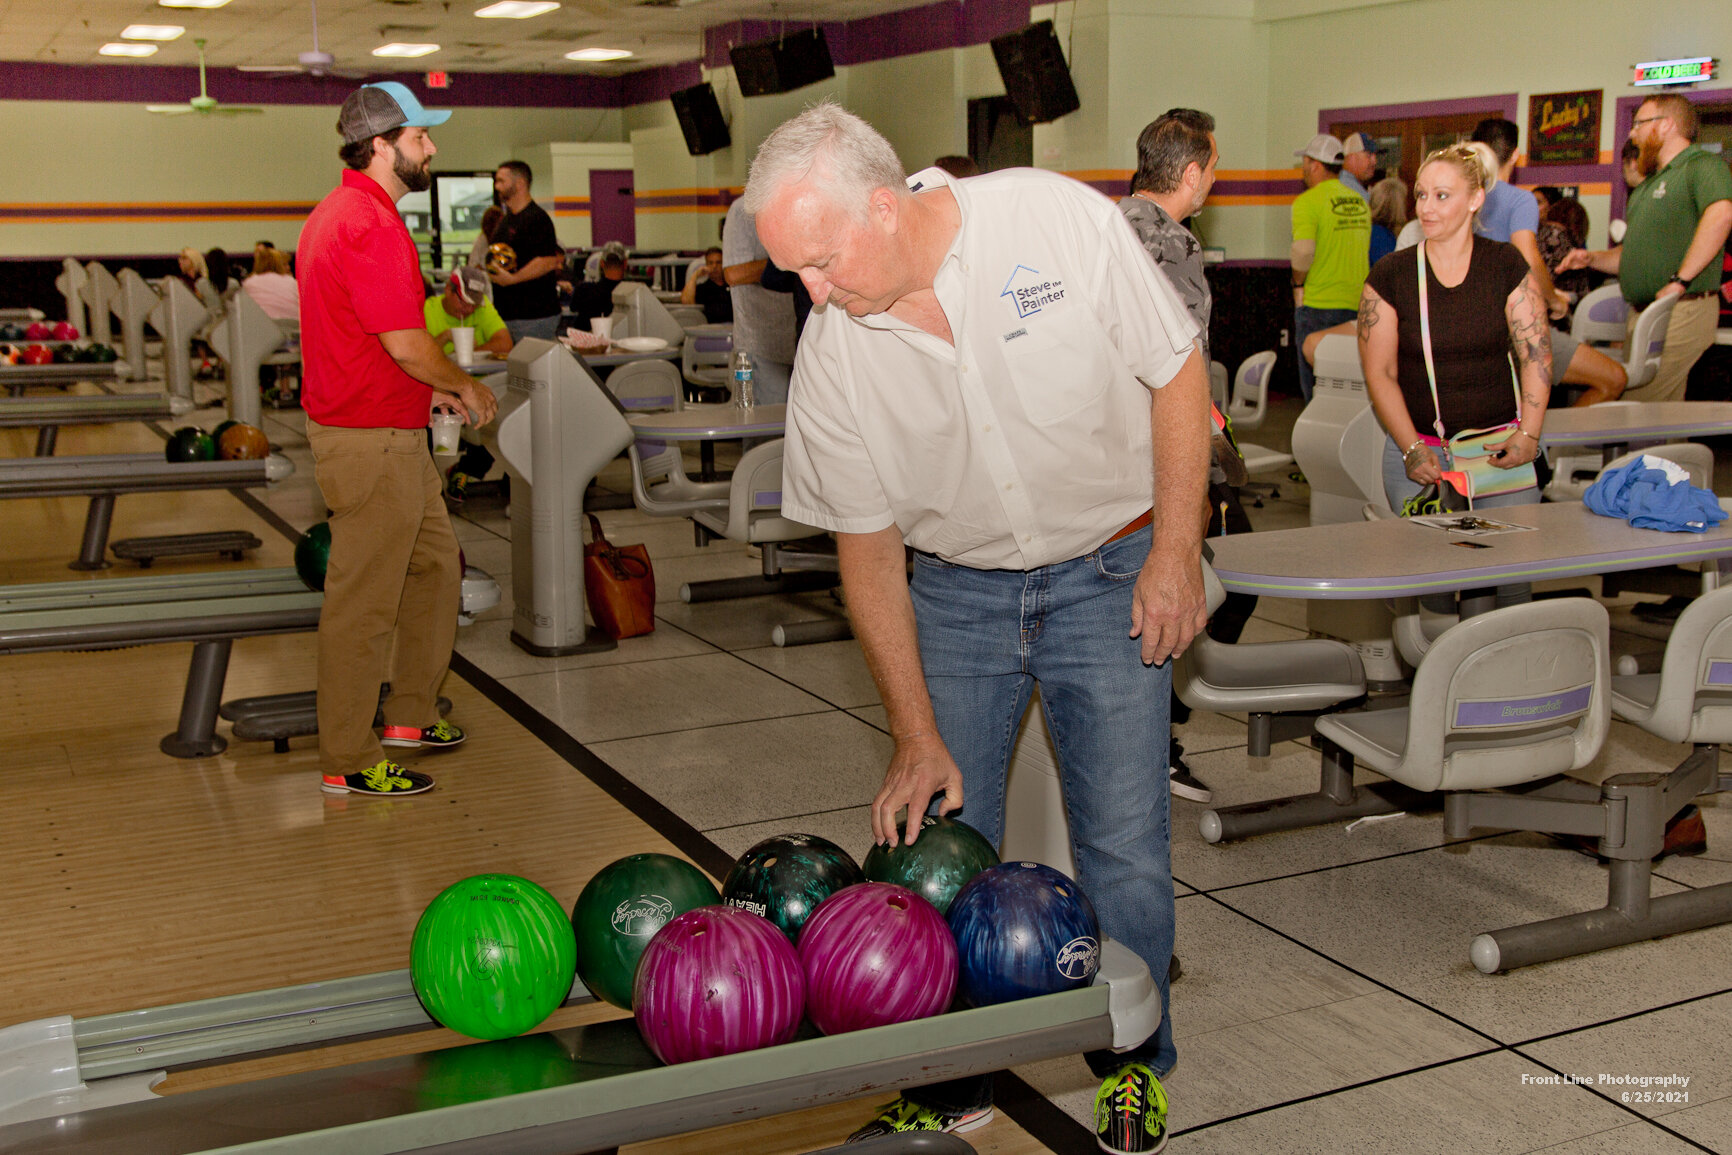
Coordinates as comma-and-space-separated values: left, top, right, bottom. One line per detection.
947, 861, 1100, 1006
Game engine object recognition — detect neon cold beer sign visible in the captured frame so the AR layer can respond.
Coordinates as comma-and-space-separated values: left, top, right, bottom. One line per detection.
1632, 58, 1717, 87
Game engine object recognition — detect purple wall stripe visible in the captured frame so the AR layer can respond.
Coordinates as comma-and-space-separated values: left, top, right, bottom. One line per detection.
1319, 93, 1520, 132
618, 61, 705, 107
1212, 179, 1306, 197
1454, 684, 1592, 728
1510, 162, 1614, 186
703, 0, 1028, 70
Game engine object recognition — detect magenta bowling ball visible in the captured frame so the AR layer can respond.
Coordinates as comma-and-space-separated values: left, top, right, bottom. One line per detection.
797, 882, 957, 1036
50, 321, 79, 341
25, 322, 51, 341
633, 905, 804, 1064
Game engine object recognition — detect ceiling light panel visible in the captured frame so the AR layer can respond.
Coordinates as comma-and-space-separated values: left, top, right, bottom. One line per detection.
100, 41, 158, 55
373, 42, 441, 57
121, 24, 185, 39
565, 47, 632, 61
475, 1, 560, 18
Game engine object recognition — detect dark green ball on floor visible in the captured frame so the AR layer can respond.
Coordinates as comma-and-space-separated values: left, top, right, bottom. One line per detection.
164, 426, 216, 463
294, 521, 332, 590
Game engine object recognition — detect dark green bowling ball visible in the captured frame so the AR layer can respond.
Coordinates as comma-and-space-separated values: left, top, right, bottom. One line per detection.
862, 815, 1001, 916
721, 833, 863, 941
164, 426, 216, 463
210, 419, 238, 444
51, 345, 78, 363
89, 344, 118, 363
570, 853, 720, 1009
0, 323, 23, 341
294, 521, 332, 591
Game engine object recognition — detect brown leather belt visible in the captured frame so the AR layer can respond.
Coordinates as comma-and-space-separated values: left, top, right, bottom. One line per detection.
1105, 508, 1153, 545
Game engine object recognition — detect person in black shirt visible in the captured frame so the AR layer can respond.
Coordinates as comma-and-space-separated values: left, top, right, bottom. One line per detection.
569, 253, 626, 330
680, 246, 733, 324
488, 160, 564, 341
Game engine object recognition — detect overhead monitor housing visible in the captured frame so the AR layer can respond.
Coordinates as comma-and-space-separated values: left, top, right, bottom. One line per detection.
670, 82, 731, 156
729, 28, 834, 97
990, 21, 1081, 124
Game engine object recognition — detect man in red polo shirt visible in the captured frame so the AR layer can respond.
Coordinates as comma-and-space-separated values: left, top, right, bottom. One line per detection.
297, 82, 498, 796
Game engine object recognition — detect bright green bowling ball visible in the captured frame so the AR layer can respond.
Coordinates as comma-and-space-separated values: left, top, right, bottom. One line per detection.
570, 853, 720, 1009
411, 874, 577, 1041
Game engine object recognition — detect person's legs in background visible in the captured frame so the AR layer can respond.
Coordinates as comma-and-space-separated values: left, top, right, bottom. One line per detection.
1293, 305, 1359, 401
1624, 295, 1720, 403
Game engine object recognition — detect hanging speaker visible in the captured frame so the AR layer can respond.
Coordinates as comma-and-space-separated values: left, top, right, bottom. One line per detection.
671, 83, 731, 156
989, 21, 1080, 124
729, 27, 834, 97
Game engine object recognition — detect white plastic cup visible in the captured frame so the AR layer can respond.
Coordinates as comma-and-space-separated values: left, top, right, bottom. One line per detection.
430, 410, 463, 455
450, 326, 475, 366
590, 315, 613, 343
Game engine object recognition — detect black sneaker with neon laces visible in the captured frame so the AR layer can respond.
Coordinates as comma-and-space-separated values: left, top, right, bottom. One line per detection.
845, 1098, 993, 1143
381, 720, 466, 749
321, 760, 434, 796
1095, 1063, 1168, 1154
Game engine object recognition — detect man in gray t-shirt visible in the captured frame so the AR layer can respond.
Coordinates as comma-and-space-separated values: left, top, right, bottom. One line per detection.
722, 199, 797, 404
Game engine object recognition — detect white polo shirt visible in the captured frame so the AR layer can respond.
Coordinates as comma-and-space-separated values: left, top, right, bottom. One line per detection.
782, 166, 1200, 570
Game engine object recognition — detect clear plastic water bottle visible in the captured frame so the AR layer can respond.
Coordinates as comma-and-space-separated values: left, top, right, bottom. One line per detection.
733, 349, 756, 410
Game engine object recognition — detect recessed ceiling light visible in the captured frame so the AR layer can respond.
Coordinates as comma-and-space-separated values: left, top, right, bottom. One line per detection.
121, 24, 185, 40
100, 42, 159, 56
476, 1, 559, 17
157, 0, 230, 8
372, 42, 441, 57
565, 47, 632, 61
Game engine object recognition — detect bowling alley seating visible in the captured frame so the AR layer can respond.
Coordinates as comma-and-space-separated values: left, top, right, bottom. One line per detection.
1309, 599, 1615, 971
1225, 351, 1291, 503
603, 359, 683, 412
1454, 586, 1732, 972
1176, 559, 1366, 760
0, 568, 322, 758
1571, 283, 1628, 345
681, 328, 733, 402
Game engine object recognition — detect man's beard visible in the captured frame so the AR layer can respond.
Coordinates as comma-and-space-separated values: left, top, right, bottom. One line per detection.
394, 144, 432, 192
1637, 133, 1664, 177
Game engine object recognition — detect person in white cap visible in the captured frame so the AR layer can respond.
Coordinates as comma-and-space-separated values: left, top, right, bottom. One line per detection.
296, 81, 498, 797
1291, 132, 1370, 400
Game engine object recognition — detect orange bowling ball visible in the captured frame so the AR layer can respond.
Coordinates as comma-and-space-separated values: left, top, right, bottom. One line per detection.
218, 422, 270, 460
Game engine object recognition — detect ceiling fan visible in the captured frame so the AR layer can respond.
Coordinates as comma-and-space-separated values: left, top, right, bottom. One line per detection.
238, 0, 364, 78
146, 39, 265, 115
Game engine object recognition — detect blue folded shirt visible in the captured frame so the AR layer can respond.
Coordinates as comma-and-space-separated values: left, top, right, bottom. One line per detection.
1583, 456, 1727, 533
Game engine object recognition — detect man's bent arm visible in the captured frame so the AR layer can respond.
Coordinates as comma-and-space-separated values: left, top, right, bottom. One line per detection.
837, 525, 963, 846
1673, 200, 1732, 289
725, 259, 767, 287
1133, 346, 1210, 665
379, 328, 499, 426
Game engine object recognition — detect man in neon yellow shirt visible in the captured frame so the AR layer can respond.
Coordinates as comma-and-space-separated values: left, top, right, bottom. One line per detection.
425, 266, 512, 358
1291, 133, 1369, 399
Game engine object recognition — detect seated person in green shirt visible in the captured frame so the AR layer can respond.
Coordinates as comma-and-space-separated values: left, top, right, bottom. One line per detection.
425, 266, 513, 358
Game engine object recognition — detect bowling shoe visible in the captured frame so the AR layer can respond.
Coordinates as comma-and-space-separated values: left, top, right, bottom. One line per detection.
845, 1099, 993, 1142
1095, 1063, 1169, 1154
382, 719, 467, 749
321, 760, 435, 796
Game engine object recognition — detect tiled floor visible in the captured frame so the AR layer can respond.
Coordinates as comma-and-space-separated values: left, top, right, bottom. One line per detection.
234, 383, 1732, 1151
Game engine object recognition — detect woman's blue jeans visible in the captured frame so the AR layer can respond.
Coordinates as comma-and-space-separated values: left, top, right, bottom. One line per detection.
901, 526, 1177, 1111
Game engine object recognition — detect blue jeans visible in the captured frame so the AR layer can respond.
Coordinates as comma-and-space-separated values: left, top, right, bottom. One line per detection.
1294, 305, 1358, 401
903, 526, 1177, 1112
504, 315, 559, 343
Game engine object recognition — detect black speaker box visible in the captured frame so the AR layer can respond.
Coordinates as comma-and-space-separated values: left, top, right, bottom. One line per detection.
671, 82, 731, 156
730, 27, 835, 97
989, 21, 1080, 124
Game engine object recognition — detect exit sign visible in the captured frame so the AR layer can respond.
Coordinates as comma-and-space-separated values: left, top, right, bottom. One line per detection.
1632, 57, 1716, 87
425, 71, 450, 89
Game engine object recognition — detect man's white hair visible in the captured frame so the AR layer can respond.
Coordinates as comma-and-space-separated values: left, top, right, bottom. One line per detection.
742, 101, 907, 220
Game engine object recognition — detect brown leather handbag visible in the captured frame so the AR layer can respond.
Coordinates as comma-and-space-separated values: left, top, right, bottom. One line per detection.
583, 514, 656, 638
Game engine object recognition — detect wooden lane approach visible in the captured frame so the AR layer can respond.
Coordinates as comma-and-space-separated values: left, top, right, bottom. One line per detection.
0, 567, 321, 757
0, 942, 1158, 1154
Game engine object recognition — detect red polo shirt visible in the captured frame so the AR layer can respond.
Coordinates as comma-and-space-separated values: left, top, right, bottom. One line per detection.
296, 169, 434, 428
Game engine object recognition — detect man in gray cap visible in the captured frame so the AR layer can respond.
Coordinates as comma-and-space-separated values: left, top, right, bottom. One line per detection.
296, 81, 498, 797
1290, 132, 1369, 399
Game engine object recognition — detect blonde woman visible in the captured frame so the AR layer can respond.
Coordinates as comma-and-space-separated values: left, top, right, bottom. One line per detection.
1358, 143, 1551, 515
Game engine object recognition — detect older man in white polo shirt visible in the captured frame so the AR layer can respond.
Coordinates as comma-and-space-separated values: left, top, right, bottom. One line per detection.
746, 102, 1208, 1155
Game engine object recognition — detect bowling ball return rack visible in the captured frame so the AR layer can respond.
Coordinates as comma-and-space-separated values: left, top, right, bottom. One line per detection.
0, 394, 180, 457
0, 941, 1158, 1154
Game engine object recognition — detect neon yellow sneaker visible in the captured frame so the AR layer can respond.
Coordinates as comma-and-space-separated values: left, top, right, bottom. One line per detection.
381, 719, 466, 749
845, 1098, 993, 1143
1095, 1063, 1169, 1154
321, 759, 434, 796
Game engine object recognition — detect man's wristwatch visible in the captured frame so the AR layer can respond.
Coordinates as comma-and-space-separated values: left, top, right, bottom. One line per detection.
1668, 273, 1690, 289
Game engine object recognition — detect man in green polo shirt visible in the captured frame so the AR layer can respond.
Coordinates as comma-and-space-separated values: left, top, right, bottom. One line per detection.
425, 266, 513, 359
1560, 93, 1732, 401
1291, 133, 1370, 400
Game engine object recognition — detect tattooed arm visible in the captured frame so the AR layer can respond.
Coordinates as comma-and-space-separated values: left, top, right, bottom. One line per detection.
1489, 271, 1552, 469
1357, 283, 1439, 485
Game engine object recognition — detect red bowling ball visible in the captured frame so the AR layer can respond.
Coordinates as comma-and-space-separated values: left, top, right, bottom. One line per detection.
797, 882, 957, 1036
20, 345, 53, 366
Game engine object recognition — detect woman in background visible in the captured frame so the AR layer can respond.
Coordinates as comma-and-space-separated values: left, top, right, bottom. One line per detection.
1368, 176, 1408, 266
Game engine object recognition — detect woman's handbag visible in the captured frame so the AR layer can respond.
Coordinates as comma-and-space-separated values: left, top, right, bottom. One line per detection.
1414, 241, 1538, 507
583, 514, 656, 638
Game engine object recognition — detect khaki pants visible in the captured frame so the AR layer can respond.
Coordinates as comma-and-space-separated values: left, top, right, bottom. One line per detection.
1623, 294, 1720, 403
306, 419, 460, 777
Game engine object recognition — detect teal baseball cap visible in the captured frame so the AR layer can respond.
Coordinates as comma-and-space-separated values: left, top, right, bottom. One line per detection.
338, 81, 451, 143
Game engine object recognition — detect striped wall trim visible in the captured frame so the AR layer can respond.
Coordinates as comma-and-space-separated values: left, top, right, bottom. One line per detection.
1064, 170, 1306, 207
0, 201, 318, 224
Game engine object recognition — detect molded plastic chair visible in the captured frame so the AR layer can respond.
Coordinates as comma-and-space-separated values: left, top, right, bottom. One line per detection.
681, 439, 842, 609
1176, 560, 1366, 760
682, 329, 733, 397
1545, 437, 1712, 514
1621, 294, 1680, 393
1202, 599, 1610, 848
604, 359, 684, 412
1570, 283, 1627, 345
626, 438, 728, 520
1227, 350, 1277, 432
1456, 587, 1732, 973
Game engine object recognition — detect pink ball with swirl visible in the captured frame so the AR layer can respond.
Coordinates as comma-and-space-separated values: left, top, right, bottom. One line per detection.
797, 882, 958, 1035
